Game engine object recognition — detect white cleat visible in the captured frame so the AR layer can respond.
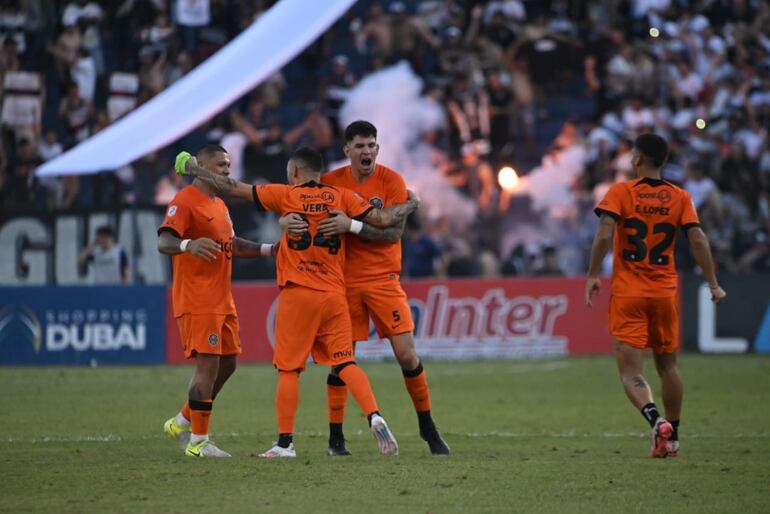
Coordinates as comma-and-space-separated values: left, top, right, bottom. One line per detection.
259, 442, 296, 458
666, 439, 680, 457
370, 414, 399, 456
185, 439, 231, 458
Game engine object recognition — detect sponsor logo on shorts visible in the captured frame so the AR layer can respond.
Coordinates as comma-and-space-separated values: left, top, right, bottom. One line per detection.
208, 333, 218, 346
332, 350, 352, 359
369, 197, 384, 209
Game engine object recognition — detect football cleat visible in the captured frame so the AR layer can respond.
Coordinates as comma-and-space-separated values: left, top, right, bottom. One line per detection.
259, 442, 296, 458
421, 426, 451, 455
650, 418, 673, 458
327, 440, 352, 457
163, 416, 191, 450
185, 439, 231, 458
666, 439, 680, 457
370, 414, 399, 456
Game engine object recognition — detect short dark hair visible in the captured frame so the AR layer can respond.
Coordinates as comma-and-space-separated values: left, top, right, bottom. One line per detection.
96, 225, 114, 237
633, 133, 669, 168
290, 146, 324, 173
344, 120, 377, 143
197, 143, 228, 159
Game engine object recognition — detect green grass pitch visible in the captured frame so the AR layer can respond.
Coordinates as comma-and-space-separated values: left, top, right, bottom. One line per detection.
1, 355, 769, 513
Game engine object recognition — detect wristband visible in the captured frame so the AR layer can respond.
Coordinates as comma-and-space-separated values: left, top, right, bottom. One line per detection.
180, 239, 191, 252
349, 220, 364, 234
260, 244, 273, 257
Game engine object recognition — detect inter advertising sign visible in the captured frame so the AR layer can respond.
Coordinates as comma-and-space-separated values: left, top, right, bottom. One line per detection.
165, 277, 614, 363
0, 286, 166, 365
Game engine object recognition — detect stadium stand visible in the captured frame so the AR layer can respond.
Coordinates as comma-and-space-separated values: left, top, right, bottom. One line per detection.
1, 0, 768, 278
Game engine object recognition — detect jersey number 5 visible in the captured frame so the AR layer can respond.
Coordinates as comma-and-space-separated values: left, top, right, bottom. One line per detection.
622, 218, 675, 265
286, 213, 341, 255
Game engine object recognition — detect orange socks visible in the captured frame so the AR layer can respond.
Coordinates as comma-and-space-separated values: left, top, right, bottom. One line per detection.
188, 399, 212, 439
276, 371, 300, 434
338, 364, 378, 416
327, 374, 348, 424
180, 401, 191, 422
403, 362, 432, 413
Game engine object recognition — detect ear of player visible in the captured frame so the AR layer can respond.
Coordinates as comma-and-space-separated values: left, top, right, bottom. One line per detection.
175, 151, 192, 176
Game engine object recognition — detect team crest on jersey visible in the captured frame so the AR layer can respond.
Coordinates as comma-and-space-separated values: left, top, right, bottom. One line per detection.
321, 191, 335, 202
369, 197, 384, 209
168, 205, 177, 216
658, 190, 672, 203
208, 333, 218, 346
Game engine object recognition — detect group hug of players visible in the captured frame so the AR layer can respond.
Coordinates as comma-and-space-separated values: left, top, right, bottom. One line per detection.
157, 121, 725, 459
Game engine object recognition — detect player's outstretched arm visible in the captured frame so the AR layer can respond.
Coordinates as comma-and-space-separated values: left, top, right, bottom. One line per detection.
232, 237, 278, 258
364, 189, 421, 228
686, 226, 726, 304
158, 230, 221, 262
174, 151, 253, 201
585, 213, 615, 307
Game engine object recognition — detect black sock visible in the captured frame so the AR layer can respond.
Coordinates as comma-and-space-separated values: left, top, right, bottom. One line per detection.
366, 411, 381, 427
277, 433, 293, 448
329, 423, 344, 445
641, 403, 660, 427
670, 419, 680, 441
417, 410, 435, 433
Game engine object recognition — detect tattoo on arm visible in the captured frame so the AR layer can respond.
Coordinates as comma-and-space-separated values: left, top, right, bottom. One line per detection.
188, 161, 238, 193
359, 221, 403, 243
366, 198, 418, 228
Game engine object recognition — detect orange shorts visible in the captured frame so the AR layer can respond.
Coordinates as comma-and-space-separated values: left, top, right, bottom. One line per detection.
347, 279, 415, 341
273, 284, 354, 372
176, 313, 241, 359
609, 296, 679, 353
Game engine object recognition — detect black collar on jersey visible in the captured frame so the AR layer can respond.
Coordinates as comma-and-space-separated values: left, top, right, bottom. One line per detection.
634, 177, 670, 188
297, 180, 325, 188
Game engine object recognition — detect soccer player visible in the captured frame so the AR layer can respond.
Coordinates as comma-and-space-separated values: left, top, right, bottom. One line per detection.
158, 144, 276, 458
586, 133, 726, 458
284, 120, 450, 456
175, 146, 419, 457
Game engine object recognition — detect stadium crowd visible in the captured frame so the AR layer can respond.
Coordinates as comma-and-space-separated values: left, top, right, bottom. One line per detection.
0, 0, 768, 278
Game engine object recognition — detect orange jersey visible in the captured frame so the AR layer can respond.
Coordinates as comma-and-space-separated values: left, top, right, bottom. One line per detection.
595, 177, 700, 298
322, 164, 407, 286
158, 185, 236, 317
252, 181, 373, 293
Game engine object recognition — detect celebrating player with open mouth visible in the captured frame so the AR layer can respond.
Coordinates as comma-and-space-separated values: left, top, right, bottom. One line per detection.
158, 144, 276, 458
281, 121, 449, 456
175, 145, 419, 457
586, 133, 726, 458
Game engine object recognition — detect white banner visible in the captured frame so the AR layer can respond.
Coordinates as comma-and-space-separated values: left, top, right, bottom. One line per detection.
36, 0, 357, 177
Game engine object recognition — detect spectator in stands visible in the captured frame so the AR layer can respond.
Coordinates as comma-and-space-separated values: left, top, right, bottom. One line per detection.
165, 50, 192, 85
320, 54, 357, 131
48, 22, 80, 84
174, 0, 210, 53
78, 225, 131, 284
62, 0, 104, 75
71, 47, 96, 103
59, 82, 92, 144
140, 11, 175, 55
403, 215, 442, 278
137, 46, 167, 98
534, 244, 563, 276
1, 137, 40, 208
